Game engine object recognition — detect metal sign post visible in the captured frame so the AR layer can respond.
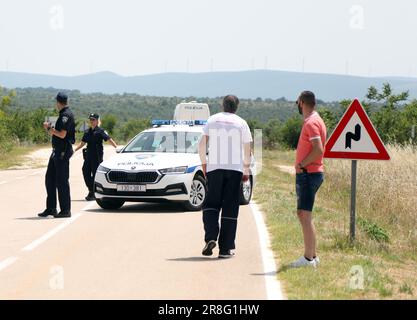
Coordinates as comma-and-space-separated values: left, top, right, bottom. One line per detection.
350, 160, 357, 241
324, 99, 390, 241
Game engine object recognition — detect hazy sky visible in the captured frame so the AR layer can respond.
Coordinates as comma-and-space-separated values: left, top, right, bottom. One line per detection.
0, 0, 416, 77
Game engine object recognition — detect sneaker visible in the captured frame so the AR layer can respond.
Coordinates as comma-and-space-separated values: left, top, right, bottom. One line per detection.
218, 250, 235, 259
38, 209, 57, 218
85, 193, 95, 201
53, 211, 71, 218
288, 256, 317, 268
202, 240, 217, 256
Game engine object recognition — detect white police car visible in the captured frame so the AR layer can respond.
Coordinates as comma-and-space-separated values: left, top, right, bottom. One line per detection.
94, 104, 254, 211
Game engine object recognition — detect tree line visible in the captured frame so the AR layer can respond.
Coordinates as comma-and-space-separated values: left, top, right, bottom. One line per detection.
249, 83, 416, 149
10, 87, 305, 123
0, 84, 415, 158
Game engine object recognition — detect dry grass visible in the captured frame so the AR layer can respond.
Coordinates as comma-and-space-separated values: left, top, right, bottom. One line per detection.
0, 143, 50, 170
255, 146, 417, 299
322, 145, 417, 257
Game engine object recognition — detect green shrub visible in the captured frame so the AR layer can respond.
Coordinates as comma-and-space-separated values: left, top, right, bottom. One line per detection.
358, 217, 390, 243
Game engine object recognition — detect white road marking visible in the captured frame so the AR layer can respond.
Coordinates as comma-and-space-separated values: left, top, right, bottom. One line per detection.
22, 214, 83, 251
0, 257, 18, 272
250, 201, 285, 300
21, 202, 97, 252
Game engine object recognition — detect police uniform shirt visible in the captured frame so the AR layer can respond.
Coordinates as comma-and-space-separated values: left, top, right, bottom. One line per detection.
52, 107, 76, 151
82, 127, 110, 158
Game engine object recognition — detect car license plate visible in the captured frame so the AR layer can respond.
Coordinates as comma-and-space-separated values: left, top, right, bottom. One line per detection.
117, 185, 147, 192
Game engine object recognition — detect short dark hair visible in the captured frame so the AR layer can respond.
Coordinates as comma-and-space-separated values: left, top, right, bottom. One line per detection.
223, 95, 240, 113
298, 91, 316, 108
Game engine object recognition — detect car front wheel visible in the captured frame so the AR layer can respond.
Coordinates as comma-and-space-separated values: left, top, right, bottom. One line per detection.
240, 176, 253, 205
96, 199, 125, 210
183, 175, 207, 211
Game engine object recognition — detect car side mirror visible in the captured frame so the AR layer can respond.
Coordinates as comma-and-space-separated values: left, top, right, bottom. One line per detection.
116, 146, 124, 153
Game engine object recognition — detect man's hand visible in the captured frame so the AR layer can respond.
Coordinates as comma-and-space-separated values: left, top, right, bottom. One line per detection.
242, 143, 251, 182
296, 163, 307, 174
199, 135, 208, 178
43, 122, 50, 130
242, 167, 250, 182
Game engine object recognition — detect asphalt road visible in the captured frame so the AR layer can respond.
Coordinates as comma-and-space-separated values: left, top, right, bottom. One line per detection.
0, 147, 283, 299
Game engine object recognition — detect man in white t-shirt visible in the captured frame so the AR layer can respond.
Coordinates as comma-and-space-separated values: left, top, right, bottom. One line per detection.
198, 95, 253, 259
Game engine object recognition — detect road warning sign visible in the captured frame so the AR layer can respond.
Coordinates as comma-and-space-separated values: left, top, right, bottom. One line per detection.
324, 99, 390, 160
324, 98, 390, 241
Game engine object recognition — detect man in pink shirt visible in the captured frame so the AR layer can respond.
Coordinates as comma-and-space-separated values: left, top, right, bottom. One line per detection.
290, 91, 326, 268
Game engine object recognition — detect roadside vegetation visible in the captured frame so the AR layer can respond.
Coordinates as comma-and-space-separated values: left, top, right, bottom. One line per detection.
255, 146, 417, 299
1, 83, 415, 160
0, 144, 48, 170
253, 85, 416, 299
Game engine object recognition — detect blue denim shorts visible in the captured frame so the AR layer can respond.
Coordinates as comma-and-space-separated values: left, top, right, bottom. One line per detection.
296, 172, 324, 212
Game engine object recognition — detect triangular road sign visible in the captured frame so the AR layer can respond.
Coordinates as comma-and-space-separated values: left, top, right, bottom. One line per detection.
324, 99, 390, 160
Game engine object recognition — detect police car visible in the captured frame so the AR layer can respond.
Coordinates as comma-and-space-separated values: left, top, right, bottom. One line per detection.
94, 102, 254, 211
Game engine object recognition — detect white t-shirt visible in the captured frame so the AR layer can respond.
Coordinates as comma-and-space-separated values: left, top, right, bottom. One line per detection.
202, 112, 253, 173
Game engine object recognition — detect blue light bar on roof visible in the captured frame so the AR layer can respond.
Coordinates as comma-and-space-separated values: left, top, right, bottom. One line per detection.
152, 120, 171, 126
151, 120, 208, 127
174, 120, 194, 125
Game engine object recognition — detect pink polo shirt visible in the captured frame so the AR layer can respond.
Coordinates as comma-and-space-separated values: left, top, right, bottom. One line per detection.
295, 111, 327, 173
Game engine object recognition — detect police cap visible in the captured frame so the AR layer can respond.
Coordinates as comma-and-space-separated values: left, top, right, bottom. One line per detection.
56, 92, 68, 104
89, 113, 100, 120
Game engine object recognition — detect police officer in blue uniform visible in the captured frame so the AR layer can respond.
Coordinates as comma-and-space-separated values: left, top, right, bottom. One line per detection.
38, 92, 75, 218
74, 113, 117, 201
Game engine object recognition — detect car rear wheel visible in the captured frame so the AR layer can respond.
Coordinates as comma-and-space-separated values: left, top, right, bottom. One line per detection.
240, 176, 253, 205
183, 175, 207, 211
96, 199, 125, 210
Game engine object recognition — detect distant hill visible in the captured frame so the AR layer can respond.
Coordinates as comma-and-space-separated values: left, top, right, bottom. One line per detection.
1, 70, 417, 101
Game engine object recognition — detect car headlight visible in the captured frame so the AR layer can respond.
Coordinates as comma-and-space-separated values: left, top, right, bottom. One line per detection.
97, 165, 110, 174
159, 166, 188, 174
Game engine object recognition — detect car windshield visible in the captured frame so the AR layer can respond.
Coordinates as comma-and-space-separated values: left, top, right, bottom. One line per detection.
123, 131, 202, 154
